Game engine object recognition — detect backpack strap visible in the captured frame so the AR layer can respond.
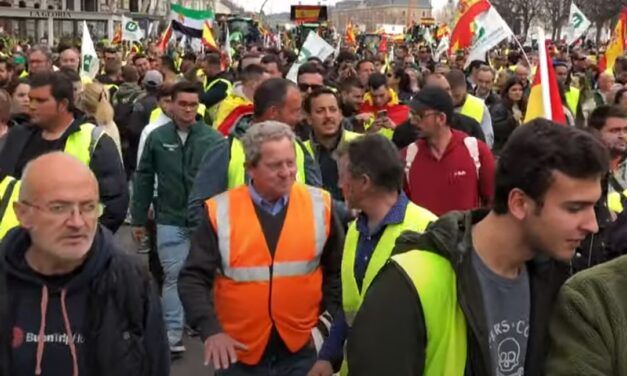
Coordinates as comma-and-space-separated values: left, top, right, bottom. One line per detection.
89, 125, 106, 158
463, 137, 481, 177
404, 142, 419, 187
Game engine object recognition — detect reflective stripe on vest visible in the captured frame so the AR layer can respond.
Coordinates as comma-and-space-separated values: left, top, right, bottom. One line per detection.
205, 78, 233, 122
565, 87, 580, 117
304, 130, 361, 157
460, 94, 485, 125
342, 202, 437, 325
392, 250, 467, 376
227, 138, 307, 189
206, 183, 331, 365
0, 123, 104, 239
608, 190, 627, 213
0, 177, 20, 239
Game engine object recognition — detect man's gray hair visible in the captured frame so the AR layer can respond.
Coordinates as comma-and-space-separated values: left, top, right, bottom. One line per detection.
242, 121, 296, 166
28, 44, 52, 61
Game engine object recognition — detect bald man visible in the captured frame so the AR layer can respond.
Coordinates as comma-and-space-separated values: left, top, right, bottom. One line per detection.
515, 65, 530, 89
595, 73, 617, 107
0, 152, 169, 376
59, 48, 80, 72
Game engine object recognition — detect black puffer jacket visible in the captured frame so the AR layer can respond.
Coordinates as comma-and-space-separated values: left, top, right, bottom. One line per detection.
491, 102, 519, 155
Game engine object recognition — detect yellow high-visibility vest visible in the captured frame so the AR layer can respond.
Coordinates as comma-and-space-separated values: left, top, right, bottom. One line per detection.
0, 124, 105, 239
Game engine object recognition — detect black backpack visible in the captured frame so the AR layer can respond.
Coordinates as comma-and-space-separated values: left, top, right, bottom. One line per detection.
112, 90, 144, 139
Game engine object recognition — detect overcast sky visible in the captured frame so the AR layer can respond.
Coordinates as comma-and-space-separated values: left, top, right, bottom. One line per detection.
234, 0, 447, 15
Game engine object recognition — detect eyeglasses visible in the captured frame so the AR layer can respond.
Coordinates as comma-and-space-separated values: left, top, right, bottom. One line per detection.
298, 83, 323, 92
20, 201, 104, 219
177, 101, 199, 110
410, 111, 440, 122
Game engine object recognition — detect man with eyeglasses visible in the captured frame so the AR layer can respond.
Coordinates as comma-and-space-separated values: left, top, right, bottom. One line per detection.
0, 152, 169, 376
297, 62, 325, 99
416, 45, 434, 71
295, 62, 326, 140
401, 87, 495, 216
187, 78, 323, 228
131, 80, 223, 356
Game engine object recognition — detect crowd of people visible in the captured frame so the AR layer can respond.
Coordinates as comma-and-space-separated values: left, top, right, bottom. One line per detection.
0, 36, 626, 376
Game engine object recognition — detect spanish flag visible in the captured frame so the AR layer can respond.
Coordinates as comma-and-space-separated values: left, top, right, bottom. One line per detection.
112, 24, 122, 45
202, 21, 219, 52
156, 22, 173, 52
524, 29, 566, 125
599, 7, 626, 73
436, 23, 450, 39
449, 0, 491, 52
345, 21, 356, 46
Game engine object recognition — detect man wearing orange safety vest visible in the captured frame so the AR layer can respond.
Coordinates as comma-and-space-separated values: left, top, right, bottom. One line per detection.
179, 121, 344, 375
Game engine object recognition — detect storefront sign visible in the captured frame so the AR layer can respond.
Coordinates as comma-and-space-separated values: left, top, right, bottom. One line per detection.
29, 10, 72, 18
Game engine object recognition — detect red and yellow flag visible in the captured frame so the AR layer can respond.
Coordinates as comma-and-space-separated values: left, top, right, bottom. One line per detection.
156, 22, 173, 52
449, 0, 490, 53
436, 23, 450, 39
599, 7, 627, 73
202, 21, 219, 51
524, 42, 566, 125
345, 21, 356, 46
112, 24, 122, 45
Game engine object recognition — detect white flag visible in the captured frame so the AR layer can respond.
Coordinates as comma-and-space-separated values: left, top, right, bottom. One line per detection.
80, 21, 99, 80
423, 28, 435, 47
565, 3, 591, 45
334, 34, 342, 59
464, 5, 513, 68
287, 31, 335, 82
434, 36, 449, 62
122, 16, 144, 42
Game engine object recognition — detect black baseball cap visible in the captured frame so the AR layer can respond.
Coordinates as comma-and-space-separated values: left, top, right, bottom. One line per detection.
409, 87, 454, 120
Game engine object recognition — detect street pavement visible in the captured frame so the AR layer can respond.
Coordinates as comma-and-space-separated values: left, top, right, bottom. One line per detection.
114, 225, 214, 376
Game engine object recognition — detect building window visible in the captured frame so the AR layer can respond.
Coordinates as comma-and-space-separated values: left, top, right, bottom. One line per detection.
18, 0, 26, 7
34, 3, 40, 8
83, 0, 97, 11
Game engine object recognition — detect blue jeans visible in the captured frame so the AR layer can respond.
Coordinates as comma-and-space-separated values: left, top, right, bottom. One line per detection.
156, 224, 190, 346
216, 344, 317, 376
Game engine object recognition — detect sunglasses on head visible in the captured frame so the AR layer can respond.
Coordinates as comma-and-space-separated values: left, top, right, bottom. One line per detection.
299, 83, 323, 92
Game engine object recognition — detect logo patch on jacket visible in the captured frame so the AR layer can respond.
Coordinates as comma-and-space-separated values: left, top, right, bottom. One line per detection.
162, 143, 179, 151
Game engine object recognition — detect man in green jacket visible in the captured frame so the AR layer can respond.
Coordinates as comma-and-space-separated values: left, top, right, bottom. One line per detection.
545, 255, 627, 375
131, 80, 223, 356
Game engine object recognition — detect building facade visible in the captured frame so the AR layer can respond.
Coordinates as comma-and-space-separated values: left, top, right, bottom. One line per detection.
331, 0, 432, 32
0, 0, 235, 44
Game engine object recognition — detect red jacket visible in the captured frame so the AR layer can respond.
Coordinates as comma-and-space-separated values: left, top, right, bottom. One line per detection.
401, 129, 495, 216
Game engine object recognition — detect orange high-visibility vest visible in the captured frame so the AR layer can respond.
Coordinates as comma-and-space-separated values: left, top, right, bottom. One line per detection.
206, 183, 331, 365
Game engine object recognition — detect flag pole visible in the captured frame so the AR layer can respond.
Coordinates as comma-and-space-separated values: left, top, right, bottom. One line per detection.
511, 34, 531, 67
537, 27, 552, 120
